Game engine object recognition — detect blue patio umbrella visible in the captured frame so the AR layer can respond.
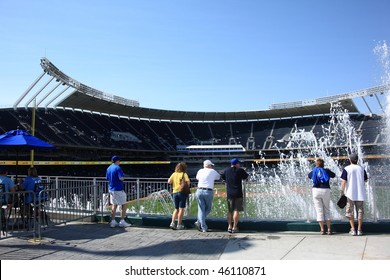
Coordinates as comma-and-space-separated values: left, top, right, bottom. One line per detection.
0, 129, 55, 180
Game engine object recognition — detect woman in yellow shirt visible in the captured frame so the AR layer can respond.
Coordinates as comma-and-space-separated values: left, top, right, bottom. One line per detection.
168, 162, 190, 230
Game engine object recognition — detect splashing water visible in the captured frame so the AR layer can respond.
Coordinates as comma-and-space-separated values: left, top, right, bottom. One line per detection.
374, 41, 390, 145
246, 102, 372, 221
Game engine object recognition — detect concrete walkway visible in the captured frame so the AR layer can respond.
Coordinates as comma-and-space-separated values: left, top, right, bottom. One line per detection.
1, 222, 389, 260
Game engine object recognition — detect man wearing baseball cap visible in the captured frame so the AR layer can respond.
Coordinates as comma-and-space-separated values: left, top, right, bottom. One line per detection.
194, 160, 221, 232
106, 156, 130, 228
221, 158, 248, 233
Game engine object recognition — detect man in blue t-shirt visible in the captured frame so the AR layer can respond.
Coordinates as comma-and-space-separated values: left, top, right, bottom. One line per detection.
106, 156, 130, 228
0, 166, 16, 212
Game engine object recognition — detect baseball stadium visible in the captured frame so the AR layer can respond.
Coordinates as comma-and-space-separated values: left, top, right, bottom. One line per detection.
0, 57, 389, 238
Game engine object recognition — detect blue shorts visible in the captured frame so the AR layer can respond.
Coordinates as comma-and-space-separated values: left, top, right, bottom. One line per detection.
173, 192, 187, 209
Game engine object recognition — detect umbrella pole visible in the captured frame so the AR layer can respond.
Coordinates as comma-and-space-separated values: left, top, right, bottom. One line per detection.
30, 99, 36, 167
30, 150, 35, 167
15, 149, 19, 183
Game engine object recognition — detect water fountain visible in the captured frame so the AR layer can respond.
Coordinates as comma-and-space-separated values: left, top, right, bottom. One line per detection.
241, 41, 390, 222
245, 101, 374, 221
374, 41, 390, 145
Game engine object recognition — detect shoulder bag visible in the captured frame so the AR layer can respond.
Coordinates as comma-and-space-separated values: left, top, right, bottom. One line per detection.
179, 173, 190, 195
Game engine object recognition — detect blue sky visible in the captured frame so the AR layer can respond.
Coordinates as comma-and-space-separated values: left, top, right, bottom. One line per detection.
0, 0, 389, 112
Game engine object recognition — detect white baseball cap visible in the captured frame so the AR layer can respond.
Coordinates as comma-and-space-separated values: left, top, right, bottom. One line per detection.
203, 160, 214, 167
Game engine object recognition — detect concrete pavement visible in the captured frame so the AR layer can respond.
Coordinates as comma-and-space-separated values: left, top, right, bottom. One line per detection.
1, 222, 390, 260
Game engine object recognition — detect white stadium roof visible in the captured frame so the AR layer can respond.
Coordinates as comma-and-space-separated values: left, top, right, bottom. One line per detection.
13, 57, 389, 122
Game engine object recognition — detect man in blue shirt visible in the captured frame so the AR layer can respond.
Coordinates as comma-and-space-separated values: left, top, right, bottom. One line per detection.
0, 166, 16, 214
106, 156, 130, 228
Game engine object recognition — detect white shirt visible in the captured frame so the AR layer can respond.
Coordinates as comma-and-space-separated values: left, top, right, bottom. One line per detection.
196, 168, 220, 189
342, 164, 367, 201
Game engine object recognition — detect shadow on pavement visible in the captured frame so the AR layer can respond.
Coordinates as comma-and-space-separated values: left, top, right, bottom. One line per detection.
0, 223, 253, 259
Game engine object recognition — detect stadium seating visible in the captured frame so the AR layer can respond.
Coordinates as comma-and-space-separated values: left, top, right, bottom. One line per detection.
0, 107, 385, 177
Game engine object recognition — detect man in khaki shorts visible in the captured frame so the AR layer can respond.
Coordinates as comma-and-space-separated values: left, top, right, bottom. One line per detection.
221, 158, 248, 233
341, 153, 368, 236
106, 156, 130, 228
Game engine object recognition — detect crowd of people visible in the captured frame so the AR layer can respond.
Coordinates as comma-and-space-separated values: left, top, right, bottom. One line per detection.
105, 153, 369, 235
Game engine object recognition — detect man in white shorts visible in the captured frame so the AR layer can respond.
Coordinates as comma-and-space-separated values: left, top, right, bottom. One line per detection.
106, 156, 130, 228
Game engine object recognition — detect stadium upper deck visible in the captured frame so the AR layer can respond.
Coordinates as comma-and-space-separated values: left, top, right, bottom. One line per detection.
13, 57, 388, 122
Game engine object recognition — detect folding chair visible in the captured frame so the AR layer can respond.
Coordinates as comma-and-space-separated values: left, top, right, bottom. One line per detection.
32, 181, 52, 227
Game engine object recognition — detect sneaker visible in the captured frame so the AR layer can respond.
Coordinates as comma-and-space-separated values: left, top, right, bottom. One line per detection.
202, 229, 208, 233
349, 229, 357, 236
176, 224, 185, 230
357, 230, 364, 236
119, 220, 130, 228
228, 228, 232, 233
110, 220, 119, 228
194, 221, 201, 231
169, 222, 176, 230
232, 228, 239, 233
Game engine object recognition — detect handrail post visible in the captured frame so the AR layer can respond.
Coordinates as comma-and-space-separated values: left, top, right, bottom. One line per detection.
243, 181, 247, 218
99, 180, 105, 223
37, 192, 41, 241
32, 192, 37, 242
186, 183, 191, 217
92, 177, 97, 217
136, 179, 140, 217
55, 176, 59, 212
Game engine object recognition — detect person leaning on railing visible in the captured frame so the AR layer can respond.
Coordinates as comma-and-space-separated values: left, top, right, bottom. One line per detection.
308, 158, 336, 235
341, 153, 368, 236
168, 162, 190, 230
106, 156, 130, 228
221, 158, 249, 234
194, 160, 221, 233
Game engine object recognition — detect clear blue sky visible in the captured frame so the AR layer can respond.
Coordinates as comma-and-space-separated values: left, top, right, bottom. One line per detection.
0, 0, 389, 112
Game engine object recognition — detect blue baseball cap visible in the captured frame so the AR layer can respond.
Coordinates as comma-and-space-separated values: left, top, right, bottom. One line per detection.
111, 155, 121, 162
230, 158, 241, 165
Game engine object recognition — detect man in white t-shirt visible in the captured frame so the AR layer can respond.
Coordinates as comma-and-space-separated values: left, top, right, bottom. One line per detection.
341, 153, 368, 236
195, 160, 221, 232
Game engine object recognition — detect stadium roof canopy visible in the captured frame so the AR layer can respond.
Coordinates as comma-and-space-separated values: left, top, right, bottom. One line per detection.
13, 57, 389, 122
58, 91, 358, 121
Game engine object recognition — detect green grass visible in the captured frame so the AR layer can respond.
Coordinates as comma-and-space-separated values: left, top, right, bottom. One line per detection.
125, 184, 228, 216
123, 183, 390, 221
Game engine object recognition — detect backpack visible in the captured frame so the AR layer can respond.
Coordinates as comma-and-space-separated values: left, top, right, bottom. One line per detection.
311, 167, 330, 186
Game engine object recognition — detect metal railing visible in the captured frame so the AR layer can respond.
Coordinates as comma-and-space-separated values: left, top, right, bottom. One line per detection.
1, 190, 38, 239
1, 175, 390, 240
